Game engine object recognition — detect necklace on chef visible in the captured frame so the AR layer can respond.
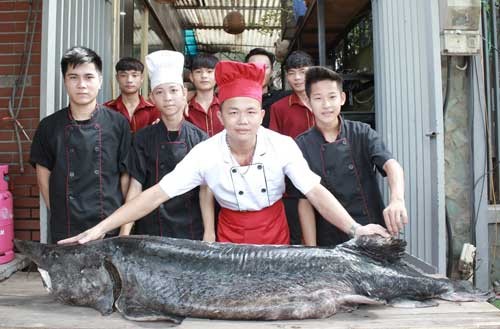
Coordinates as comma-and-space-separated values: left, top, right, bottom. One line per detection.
226, 134, 257, 175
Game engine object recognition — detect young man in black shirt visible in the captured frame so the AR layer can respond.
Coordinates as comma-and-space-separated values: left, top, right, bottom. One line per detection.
30, 46, 131, 242
295, 67, 408, 246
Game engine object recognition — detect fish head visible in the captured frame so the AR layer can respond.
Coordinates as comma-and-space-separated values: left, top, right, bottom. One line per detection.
14, 239, 57, 270
14, 239, 117, 315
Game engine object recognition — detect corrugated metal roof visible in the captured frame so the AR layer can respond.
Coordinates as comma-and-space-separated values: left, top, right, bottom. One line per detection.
173, 0, 283, 55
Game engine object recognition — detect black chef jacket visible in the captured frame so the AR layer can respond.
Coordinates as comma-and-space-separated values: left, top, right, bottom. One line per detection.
294, 117, 393, 247
262, 89, 292, 128
128, 120, 208, 239
30, 106, 131, 243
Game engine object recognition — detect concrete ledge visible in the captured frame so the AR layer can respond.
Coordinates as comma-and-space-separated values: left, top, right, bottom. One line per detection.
0, 254, 30, 282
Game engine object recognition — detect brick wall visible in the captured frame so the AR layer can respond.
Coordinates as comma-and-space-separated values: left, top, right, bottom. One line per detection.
0, 1, 42, 241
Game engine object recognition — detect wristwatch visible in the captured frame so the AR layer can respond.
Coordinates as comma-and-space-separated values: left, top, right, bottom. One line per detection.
349, 223, 361, 238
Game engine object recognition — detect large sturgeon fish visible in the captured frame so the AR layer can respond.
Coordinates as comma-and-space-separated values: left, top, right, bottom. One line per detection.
14, 235, 491, 324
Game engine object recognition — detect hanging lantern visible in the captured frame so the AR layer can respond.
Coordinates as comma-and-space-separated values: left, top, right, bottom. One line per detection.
223, 11, 245, 35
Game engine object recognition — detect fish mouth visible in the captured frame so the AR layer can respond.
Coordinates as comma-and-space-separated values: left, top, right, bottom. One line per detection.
14, 239, 46, 267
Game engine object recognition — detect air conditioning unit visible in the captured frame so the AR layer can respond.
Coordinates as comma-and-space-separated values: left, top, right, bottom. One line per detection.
440, 0, 481, 55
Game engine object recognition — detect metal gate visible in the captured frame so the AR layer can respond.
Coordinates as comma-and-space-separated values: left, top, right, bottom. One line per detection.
372, 0, 446, 273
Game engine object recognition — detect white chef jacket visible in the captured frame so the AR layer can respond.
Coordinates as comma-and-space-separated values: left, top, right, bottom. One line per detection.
158, 127, 320, 211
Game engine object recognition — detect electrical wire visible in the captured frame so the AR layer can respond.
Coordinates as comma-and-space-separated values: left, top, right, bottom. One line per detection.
6, 0, 40, 173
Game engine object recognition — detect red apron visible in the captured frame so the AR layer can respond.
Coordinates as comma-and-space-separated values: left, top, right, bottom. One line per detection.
217, 200, 290, 245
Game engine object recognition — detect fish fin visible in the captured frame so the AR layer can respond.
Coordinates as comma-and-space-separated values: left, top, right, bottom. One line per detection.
337, 295, 385, 312
119, 307, 185, 324
389, 298, 439, 308
343, 235, 406, 263
339, 294, 385, 305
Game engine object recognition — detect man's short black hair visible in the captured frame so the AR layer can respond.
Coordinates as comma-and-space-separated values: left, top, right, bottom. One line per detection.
190, 54, 219, 71
61, 46, 102, 76
115, 57, 144, 73
285, 50, 313, 71
245, 48, 275, 66
305, 66, 343, 97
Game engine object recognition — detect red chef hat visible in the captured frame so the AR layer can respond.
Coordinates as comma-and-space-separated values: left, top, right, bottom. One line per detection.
215, 61, 265, 104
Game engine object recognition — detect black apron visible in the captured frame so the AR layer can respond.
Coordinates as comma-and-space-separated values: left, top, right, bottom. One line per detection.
131, 121, 207, 239
31, 106, 131, 242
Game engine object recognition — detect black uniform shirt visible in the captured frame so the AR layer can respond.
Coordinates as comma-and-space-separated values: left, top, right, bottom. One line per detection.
30, 106, 131, 242
128, 120, 208, 239
294, 117, 393, 246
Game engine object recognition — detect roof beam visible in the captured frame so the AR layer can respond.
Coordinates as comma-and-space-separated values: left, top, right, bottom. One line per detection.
196, 43, 275, 49
183, 25, 281, 30
175, 6, 282, 10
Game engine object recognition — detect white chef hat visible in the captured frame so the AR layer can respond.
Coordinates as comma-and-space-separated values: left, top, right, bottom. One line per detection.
145, 50, 184, 90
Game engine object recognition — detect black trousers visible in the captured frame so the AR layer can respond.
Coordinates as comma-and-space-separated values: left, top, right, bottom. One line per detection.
283, 197, 302, 245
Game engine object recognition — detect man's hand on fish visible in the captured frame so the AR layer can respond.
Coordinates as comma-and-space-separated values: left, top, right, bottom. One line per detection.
355, 223, 390, 238
57, 226, 105, 245
383, 198, 408, 235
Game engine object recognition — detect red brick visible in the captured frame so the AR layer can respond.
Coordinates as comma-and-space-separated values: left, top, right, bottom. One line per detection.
12, 109, 38, 119
13, 186, 30, 196
28, 96, 40, 108
0, 2, 32, 11
21, 152, 31, 162
0, 12, 29, 23
14, 197, 38, 208
14, 230, 31, 240
13, 208, 30, 218
30, 186, 38, 196
14, 219, 39, 230
0, 53, 26, 65
0, 22, 26, 33
22, 86, 40, 97
9, 165, 34, 175
11, 42, 41, 53
0, 118, 35, 129
10, 174, 36, 185
1, 66, 41, 76
0, 3, 14, 11
0, 153, 14, 163
0, 131, 13, 141
0, 88, 13, 97
0, 105, 36, 117
14, 2, 33, 11
30, 76, 40, 86
31, 230, 40, 241
33, 32, 41, 43
0, 142, 16, 152
0, 66, 15, 75
0, 33, 28, 44
11, 165, 35, 176
17, 118, 35, 129
31, 207, 39, 218
0, 141, 31, 152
